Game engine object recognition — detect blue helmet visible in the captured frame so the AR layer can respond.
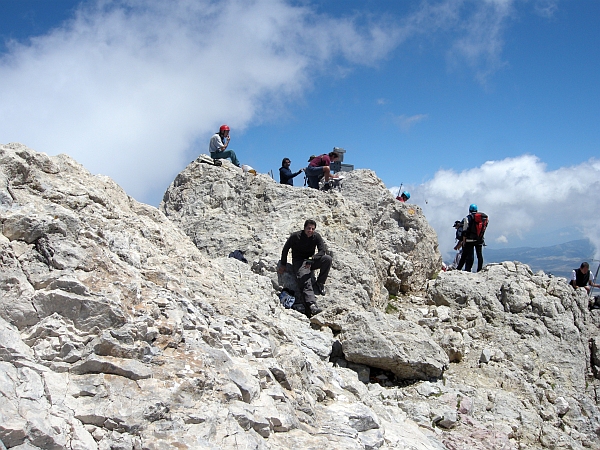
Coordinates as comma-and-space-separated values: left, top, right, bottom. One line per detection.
402, 191, 411, 199
469, 203, 478, 213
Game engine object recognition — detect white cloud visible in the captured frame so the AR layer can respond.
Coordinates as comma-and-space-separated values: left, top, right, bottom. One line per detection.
393, 113, 428, 132
0, 0, 555, 203
446, 0, 515, 84
411, 155, 600, 261
534, 0, 559, 19
0, 0, 403, 202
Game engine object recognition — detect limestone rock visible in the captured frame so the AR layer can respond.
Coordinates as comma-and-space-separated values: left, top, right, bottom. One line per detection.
2, 143, 600, 450
338, 310, 449, 380
160, 156, 442, 305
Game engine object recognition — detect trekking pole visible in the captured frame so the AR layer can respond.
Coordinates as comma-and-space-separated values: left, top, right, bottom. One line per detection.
589, 259, 600, 297
396, 183, 403, 198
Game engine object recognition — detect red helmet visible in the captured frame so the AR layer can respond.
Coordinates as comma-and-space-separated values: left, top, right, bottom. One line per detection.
219, 124, 230, 132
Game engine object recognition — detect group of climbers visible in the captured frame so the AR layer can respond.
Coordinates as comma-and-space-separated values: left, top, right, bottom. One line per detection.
451, 204, 488, 273
209, 124, 599, 315
207, 126, 334, 317
209, 125, 348, 192
450, 205, 598, 301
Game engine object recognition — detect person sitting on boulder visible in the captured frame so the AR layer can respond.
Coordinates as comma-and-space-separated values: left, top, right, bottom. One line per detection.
570, 262, 600, 294
279, 158, 305, 186
208, 124, 241, 167
277, 219, 332, 317
305, 151, 340, 189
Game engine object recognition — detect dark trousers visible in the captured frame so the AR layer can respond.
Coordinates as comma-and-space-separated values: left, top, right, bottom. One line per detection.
292, 255, 332, 305
457, 242, 483, 272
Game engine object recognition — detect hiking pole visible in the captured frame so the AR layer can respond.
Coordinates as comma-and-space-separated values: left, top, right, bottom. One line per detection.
396, 183, 403, 198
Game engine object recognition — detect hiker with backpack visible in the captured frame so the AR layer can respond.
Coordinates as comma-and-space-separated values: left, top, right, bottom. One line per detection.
305, 151, 341, 189
277, 219, 332, 317
279, 158, 305, 186
456, 204, 488, 272
208, 124, 241, 167
570, 262, 600, 294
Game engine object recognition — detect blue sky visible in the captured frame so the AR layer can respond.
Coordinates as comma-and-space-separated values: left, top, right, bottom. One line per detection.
1, 0, 599, 262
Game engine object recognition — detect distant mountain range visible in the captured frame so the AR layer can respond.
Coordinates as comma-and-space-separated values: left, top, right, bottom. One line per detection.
483, 239, 598, 279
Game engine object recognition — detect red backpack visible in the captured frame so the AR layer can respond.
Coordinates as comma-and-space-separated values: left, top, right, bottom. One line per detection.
471, 212, 489, 242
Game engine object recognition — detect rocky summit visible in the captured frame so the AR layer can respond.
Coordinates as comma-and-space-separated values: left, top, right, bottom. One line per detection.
1, 143, 600, 450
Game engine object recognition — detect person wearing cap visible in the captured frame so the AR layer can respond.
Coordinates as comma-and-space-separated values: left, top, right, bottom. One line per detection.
456, 204, 484, 272
570, 262, 600, 293
305, 151, 340, 189
279, 158, 305, 186
208, 124, 241, 167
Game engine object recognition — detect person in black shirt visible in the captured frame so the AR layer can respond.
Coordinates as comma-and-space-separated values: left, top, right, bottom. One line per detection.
278, 219, 332, 316
279, 158, 304, 186
570, 262, 600, 293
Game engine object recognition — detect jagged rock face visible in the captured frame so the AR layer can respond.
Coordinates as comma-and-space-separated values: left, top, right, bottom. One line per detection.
0, 143, 447, 449
2, 143, 600, 450
420, 263, 600, 448
160, 157, 442, 301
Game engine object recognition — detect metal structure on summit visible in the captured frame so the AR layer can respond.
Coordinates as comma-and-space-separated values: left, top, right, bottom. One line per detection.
330, 147, 354, 173
590, 259, 600, 297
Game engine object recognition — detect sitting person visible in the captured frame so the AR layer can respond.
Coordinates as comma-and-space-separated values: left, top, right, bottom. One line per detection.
305, 151, 340, 189
277, 219, 332, 317
570, 262, 600, 293
279, 158, 304, 186
208, 124, 240, 167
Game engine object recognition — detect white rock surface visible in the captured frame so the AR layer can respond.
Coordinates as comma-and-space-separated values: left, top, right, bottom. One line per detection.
1, 143, 599, 449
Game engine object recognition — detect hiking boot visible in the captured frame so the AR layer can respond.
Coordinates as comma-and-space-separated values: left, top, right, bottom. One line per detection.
309, 303, 323, 316
315, 282, 326, 296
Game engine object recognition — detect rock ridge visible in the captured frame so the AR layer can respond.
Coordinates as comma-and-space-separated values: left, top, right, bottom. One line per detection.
1, 143, 599, 449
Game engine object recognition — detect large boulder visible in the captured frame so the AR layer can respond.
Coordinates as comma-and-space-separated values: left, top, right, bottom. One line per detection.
160, 156, 442, 304
338, 310, 449, 380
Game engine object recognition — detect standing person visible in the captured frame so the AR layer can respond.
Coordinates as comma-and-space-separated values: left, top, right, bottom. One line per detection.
570, 262, 600, 293
305, 151, 340, 189
456, 204, 487, 272
277, 220, 332, 317
451, 220, 464, 269
279, 158, 305, 186
208, 124, 241, 167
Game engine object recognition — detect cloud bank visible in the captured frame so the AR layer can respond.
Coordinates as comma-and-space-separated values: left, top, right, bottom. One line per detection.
396, 155, 600, 261
0, 0, 404, 201
0, 0, 530, 203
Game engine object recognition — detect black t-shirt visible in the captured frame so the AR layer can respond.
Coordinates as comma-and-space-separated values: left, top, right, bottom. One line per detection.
281, 230, 327, 264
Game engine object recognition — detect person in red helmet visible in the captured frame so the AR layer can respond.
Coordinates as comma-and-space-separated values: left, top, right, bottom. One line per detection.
208, 124, 241, 167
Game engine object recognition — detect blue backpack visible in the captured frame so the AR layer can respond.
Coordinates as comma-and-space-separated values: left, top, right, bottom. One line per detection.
278, 289, 296, 309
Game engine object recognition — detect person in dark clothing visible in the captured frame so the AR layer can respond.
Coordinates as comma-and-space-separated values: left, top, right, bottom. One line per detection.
456, 204, 484, 272
279, 158, 304, 186
570, 262, 600, 293
277, 219, 332, 316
